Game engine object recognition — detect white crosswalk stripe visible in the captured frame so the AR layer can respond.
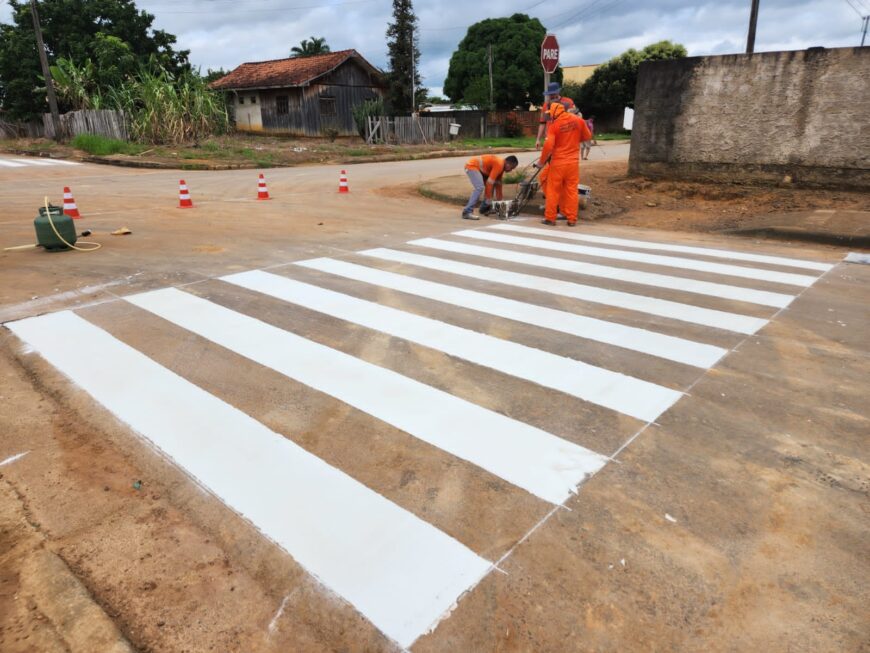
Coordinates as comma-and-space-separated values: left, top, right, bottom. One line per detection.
223, 270, 683, 422
3, 223, 833, 648
0, 157, 80, 167
488, 224, 834, 272
409, 237, 797, 307
6, 310, 491, 649
296, 257, 728, 368
456, 229, 819, 287
360, 247, 770, 334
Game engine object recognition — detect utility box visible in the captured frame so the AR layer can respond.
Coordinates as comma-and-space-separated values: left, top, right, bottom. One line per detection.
34, 205, 76, 251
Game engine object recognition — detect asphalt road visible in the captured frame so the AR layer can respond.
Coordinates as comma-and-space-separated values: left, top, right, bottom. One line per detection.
0, 151, 867, 653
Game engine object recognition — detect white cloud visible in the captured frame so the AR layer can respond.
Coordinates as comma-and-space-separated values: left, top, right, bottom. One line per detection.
1, 0, 865, 87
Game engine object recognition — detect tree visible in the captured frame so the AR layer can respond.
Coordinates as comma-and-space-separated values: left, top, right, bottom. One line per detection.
0, 0, 189, 120
385, 0, 425, 115
202, 68, 230, 85
572, 40, 687, 113
290, 36, 330, 57
443, 14, 561, 110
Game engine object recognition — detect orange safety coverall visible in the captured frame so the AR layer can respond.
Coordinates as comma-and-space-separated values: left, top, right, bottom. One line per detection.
465, 154, 506, 200
538, 105, 591, 224
538, 96, 576, 188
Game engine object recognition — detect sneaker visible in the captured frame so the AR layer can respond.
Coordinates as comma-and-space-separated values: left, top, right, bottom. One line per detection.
541, 219, 557, 226
566, 221, 577, 227
556, 212, 566, 220
462, 211, 479, 220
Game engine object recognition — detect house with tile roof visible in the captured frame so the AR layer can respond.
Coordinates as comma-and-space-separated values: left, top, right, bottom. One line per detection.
211, 49, 385, 137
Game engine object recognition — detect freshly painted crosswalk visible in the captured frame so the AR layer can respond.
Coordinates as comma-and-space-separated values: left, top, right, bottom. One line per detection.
0, 157, 79, 167
4, 221, 833, 649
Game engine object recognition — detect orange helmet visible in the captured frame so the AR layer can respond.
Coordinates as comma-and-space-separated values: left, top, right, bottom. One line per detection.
549, 103, 566, 119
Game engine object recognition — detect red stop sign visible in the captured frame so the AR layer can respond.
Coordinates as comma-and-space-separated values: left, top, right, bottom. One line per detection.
540, 34, 560, 74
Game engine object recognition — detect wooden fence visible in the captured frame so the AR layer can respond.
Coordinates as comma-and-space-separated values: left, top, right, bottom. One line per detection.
43, 110, 129, 141
365, 115, 456, 145
0, 119, 45, 139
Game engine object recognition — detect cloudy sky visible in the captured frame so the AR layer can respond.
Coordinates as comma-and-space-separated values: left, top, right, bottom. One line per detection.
2, 0, 867, 96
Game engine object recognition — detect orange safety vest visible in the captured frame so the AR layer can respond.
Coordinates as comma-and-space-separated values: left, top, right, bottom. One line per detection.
540, 96, 576, 124
540, 112, 591, 167
465, 155, 505, 184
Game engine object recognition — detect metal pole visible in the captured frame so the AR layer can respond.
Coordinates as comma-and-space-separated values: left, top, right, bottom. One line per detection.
410, 30, 415, 114
746, 0, 760, 54
862, 15, 869, 47
29, 0, 62, 139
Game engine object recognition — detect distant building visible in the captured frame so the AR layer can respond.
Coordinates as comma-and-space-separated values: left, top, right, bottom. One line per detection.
210, 50, 385, 137
562, 64, 600, 85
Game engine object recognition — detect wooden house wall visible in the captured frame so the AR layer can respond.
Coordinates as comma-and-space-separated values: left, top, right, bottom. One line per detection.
258, 59, 384, 137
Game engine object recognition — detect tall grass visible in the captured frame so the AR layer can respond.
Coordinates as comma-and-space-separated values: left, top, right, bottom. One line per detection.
109, 65, 229, 145
70, 134, 144, 155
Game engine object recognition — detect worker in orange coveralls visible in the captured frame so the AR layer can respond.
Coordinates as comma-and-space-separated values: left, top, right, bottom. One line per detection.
535, 103, 591, 227
462, 154, 518, 220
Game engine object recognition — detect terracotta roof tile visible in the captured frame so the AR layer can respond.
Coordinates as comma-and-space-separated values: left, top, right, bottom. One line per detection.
210, 49, 380, 90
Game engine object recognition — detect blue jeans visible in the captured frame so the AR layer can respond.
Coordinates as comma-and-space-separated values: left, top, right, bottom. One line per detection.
463, 169, 485, 213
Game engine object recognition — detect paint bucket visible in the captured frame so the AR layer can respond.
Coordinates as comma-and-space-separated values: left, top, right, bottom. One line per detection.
578, 184, 591, 209
449, 123, 461, 136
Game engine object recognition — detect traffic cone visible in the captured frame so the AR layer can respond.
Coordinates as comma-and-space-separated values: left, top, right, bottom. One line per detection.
338, 169, 349, 193
62, 186, 81, 219
178, 179, 194, 208
257, 173, 271, 200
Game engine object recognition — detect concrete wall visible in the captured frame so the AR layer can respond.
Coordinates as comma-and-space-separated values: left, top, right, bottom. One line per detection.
629, 47, 870, 189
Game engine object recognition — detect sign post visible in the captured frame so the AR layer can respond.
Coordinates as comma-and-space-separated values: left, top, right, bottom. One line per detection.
540, 33, 560, 97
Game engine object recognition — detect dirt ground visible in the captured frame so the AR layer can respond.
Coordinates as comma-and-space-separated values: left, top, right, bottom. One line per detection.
420, 160, 869, 235
1, 152, 868, 653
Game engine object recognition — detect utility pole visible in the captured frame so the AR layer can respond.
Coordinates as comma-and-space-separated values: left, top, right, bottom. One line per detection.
862, 15, 869, 47
746, 0, 760, 53
487, 44, 494, 110
410, 30, 416, 113
29, 0, 62, 140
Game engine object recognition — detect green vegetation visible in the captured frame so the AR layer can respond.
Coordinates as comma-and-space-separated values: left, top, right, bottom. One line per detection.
70, 133, 144, 155
0, 0, 189, 120
290, 36, 331, 57
351, 97, 385, 137
596, 132, 631, 141
565, 41, 687, 113
460, 136, 537, 149
444, 14, 559, 109
385, 0, 425, 114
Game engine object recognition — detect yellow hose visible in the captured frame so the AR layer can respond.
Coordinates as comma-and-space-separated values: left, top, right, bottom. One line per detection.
43, 196, 100, 252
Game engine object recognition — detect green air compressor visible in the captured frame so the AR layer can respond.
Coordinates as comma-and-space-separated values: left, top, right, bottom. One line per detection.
34, 204, 77, 251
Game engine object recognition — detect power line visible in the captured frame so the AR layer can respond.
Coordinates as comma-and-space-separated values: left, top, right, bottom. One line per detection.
145, 0, 380, 14
844, 0, 864, 17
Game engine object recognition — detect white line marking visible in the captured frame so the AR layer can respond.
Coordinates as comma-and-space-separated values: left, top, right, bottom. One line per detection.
13, 158, 56, 166
128, 288, 608, 504
297, 257, 727, 369
409, 238, 796, 308
39, 158, 80, 165
0, 451, 29, 467
7, 311, 490, 649
223, 270, 681, 422
457, 230, 818, 287
361, 248, 769, 335
489, 224, 833, 272
0, 159, 28, 167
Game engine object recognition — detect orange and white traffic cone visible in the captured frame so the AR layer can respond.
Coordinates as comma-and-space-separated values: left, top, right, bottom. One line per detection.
257, 173, 271, 200
62, 186, 81, 219
338, 169, 349, 193
178, 179, 194, 208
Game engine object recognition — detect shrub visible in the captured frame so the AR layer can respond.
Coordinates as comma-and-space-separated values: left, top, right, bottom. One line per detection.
351, 97, 385, 138
323, 127, 340, 142
70, 134, 141, 155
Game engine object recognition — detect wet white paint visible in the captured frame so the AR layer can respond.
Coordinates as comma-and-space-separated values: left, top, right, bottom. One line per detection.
223, 270, 682, 422
0, 451, 29, 467
360, 248, 769, 335
128, 287, 608, 504
489, 224, 834, 272
409, 238, 796, 308
296, 257, 727, 369
0, 159, 27, 167
456, 230, 818, 287
7, 310, 491, 649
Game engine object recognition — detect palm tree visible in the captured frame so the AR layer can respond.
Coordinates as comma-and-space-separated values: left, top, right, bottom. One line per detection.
290, 37, 331, 57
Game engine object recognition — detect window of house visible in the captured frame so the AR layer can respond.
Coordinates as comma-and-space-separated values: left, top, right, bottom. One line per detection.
250, 95, 257, 104
276, 95, 289, 115
319, 96, 336, 117
238, 96, 245, 105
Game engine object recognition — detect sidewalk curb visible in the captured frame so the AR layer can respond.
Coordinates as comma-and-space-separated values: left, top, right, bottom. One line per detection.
721, 226, 870, 248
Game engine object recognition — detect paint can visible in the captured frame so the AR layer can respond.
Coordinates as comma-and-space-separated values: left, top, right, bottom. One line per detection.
578, 184, 592, 209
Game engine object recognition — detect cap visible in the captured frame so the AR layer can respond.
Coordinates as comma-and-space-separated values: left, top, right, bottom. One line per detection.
544, 81, 561, 97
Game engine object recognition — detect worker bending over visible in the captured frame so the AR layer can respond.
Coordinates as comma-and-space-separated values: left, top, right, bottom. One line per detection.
462, 154, 518, 220
535, 103, 591, 227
